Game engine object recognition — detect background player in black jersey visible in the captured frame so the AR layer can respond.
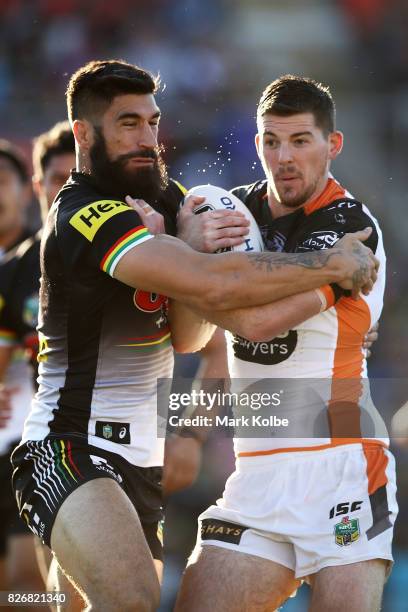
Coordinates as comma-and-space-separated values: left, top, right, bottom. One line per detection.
10, 60, 378, 612
0, 124, 76, 605
0, 141, 45, 602
0, 141, 32, 261
175, 76, 392, 612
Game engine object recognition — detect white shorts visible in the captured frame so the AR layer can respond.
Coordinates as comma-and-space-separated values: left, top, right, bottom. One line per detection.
196, 443, 397, 579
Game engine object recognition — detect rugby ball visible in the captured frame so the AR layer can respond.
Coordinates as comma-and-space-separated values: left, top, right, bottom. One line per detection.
185, 184, 264, 253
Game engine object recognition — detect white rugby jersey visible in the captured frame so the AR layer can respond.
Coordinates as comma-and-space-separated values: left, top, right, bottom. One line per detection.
227, 178, 387, 457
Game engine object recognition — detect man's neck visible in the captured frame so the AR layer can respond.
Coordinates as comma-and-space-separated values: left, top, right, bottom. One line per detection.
267, 177, 330, 220
76, 151, 91, 175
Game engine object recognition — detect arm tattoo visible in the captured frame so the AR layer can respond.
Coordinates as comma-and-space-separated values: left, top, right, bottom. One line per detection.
247, 250, 338, 272
351, 242, 369, 285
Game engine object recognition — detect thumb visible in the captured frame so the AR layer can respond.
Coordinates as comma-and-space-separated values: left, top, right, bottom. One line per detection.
351, 227, 372, 242
181, 195, 206, 213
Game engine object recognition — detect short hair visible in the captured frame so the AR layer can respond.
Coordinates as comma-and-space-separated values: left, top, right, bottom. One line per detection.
32, 121, 75, 179
66, 59, 159, 124
257, 75, 335, 135
0, 139, 28, 183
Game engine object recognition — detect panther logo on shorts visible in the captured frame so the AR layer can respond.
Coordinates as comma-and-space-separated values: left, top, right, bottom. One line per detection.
334, 516, 360, 546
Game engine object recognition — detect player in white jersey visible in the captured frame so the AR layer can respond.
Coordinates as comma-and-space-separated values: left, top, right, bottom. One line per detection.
175, 76, 396, 612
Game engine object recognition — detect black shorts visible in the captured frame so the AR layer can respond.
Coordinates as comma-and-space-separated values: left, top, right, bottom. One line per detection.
0, 442, 32, 556
11, 436, 164, 560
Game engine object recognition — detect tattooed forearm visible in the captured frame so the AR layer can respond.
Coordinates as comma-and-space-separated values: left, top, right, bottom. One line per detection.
247, 250, 339, 273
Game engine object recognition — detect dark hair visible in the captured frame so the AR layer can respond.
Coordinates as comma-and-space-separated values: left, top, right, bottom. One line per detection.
32, 120, 75, 178
0, 139, 28, 183
257, 75, 335, 135
66, 59, 159, 124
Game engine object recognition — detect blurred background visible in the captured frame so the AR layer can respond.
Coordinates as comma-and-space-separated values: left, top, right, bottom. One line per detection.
1, 0, 407, 609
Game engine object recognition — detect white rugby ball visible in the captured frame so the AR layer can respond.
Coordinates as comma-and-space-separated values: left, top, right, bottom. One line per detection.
185, 184, 264, 253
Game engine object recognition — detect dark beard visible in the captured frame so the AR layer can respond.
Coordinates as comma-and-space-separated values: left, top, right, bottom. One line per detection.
89, 127, 168, 204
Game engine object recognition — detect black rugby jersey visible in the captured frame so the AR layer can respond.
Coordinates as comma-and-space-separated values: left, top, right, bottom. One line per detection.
0, 232, 41, 371
21, 172, 185, 467
0, 229, 38, 452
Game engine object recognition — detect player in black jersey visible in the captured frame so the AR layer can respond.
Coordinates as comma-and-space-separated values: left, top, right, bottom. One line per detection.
10, 60, 378, 611
0, 140, 32, 261
0, 140, 45, 598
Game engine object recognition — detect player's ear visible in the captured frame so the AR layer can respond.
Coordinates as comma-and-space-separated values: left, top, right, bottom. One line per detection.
72, 119, 93, 151
255, 133, 261, 158
328, 130, 343, 160
32, 175, 42, 201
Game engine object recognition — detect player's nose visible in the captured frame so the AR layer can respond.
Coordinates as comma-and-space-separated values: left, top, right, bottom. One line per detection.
138, 122, 158, 149
278, 142, 293, 163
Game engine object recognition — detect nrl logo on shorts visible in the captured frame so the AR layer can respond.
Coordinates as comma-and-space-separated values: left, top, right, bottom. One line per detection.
102, 424, 113, 439
334, 516, 360, 547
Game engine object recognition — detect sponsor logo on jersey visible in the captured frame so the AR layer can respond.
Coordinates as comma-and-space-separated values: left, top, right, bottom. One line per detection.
298, 230, 340, 251
201, 519, 248, 544
69, 200, 131, 241
334, 516, 360, 546
133, 290, 167, 313
233, 330, 298, 365
96, 421, 131, 444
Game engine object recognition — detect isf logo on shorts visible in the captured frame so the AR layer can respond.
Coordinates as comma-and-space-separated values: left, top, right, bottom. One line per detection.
334, 516, 360, 546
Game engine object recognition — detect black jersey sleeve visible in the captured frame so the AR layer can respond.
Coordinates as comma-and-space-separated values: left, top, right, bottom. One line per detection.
58, 198, 153, 277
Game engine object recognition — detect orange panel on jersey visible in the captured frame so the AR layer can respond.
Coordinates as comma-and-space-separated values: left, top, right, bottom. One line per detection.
329, 297, 371, 441
304, 178, 346, 215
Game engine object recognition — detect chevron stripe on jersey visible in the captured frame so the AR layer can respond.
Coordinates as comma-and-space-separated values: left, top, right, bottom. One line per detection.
100, 226, 153, 276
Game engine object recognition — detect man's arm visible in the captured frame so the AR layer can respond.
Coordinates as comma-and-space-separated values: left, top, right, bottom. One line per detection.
162, 328, 229, 495
113, 229, 377, 312
168, 300, 216, 353
191, 289, 322, 342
